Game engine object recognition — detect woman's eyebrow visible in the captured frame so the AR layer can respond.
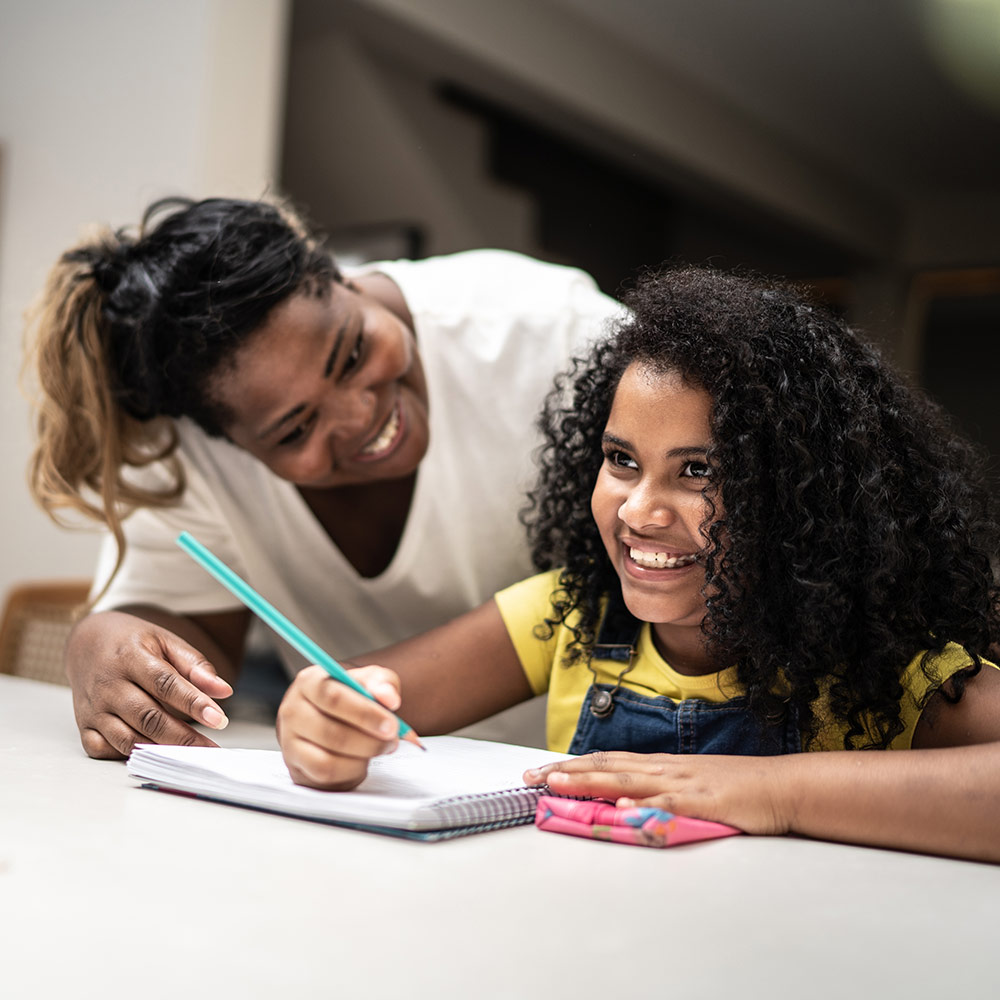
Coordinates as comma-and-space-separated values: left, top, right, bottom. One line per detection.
257, 317, 350, 440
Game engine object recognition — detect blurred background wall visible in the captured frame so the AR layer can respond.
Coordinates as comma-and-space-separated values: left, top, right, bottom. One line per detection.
2, 0, 999, 601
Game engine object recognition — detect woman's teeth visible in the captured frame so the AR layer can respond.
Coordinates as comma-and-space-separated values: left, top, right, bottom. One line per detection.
628, 547, 698, 569
361, 405, 400, 456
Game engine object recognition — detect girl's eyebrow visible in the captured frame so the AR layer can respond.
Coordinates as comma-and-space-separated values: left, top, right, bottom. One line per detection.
602, 432, 709, 459
257, 316, 350, 440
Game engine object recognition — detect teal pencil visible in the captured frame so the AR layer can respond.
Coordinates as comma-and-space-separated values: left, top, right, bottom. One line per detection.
176, 531, 424, 749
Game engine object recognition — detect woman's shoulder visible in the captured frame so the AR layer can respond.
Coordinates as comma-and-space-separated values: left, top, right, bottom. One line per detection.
364, 250, 619, 326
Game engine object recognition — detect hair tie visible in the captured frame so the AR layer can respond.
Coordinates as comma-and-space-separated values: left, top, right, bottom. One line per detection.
64, 239, 132, 298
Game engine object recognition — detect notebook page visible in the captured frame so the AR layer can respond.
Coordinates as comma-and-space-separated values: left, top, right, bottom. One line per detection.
127, 736, 570, 829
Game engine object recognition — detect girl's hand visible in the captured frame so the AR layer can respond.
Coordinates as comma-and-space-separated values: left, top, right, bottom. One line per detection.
66, 611, 233, 759
276, 664, 403, 791
524, 751, 794, 836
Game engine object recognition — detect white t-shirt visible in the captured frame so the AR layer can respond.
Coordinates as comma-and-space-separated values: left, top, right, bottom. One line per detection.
92, 249, 623, 674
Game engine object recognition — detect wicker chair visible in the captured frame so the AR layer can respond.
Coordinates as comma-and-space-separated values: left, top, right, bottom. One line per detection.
0, 580, 91, 685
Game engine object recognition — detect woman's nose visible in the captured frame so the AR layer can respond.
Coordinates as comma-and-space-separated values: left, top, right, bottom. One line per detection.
327, 387, 377, 440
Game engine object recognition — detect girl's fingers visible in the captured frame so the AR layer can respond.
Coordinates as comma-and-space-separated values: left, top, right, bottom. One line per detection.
278, 665, 407, 791
299, 665, 402, 741
284, 735, 372, 791
524, 751, 661, 784
292, 698, 398, 759
540, 768, 666, 800
343, 664, 403, 711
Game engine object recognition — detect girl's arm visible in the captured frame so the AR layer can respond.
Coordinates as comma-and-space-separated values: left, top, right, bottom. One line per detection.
276, 598, 534, 790
66, 606, 246, 759
526, 666, 1000, 863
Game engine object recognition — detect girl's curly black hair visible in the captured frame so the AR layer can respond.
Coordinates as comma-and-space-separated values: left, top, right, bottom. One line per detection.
524, 265, 1000, 749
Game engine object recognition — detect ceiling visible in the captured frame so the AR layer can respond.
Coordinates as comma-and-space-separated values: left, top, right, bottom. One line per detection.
552, 0, 1000, 198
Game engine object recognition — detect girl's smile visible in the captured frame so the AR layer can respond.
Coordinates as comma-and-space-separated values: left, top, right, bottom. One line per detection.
590, 362, 717, 672
625, 545, 701, 571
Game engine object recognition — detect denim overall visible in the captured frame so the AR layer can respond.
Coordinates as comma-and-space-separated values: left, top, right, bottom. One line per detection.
567, 597, 800, 757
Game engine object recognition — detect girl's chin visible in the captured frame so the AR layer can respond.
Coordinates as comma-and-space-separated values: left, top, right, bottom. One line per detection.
618, 584, 705, 630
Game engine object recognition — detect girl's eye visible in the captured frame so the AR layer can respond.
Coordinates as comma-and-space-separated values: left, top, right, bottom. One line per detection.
341, 331, 364, 377
605, 449, 638, 470
682, 460, 713, 479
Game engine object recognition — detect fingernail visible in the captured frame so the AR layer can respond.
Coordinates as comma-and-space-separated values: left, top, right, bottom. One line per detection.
372, 683, 399, 709
524, 768, 541, 781
379, 719, 396, 738
202, 705, 228, 730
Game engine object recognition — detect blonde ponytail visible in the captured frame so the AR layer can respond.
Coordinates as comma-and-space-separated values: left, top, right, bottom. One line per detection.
24, 196, 338, 598
23, 229, 184, 591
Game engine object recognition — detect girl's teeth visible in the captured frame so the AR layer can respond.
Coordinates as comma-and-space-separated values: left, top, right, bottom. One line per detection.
628, 547, 698, 569
361, 406, 400, 456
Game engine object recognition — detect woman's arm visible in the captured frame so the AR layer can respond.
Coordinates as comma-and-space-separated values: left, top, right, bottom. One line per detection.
66, 605, 248, 759
525, 666, 1000, 863
277, 598, 533, 790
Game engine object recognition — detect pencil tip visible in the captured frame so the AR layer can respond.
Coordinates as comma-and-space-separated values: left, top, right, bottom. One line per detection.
403, 729, 427, 751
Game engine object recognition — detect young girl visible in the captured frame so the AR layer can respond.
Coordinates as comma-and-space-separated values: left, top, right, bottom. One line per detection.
26, 196, 620, 759
277, 265, 1000, 863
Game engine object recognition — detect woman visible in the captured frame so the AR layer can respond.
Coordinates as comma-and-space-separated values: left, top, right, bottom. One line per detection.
27, 196, 622, 758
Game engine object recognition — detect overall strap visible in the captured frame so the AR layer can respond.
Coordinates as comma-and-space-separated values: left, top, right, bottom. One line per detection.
590, 591, 642, 662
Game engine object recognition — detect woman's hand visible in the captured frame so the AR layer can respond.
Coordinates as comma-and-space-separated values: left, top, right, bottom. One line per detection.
276, 664, 404, 791
66, 610, 233, 759
524, 751, 795, 836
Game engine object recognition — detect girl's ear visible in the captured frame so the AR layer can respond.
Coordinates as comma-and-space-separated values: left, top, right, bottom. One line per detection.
350, 272, 415, 333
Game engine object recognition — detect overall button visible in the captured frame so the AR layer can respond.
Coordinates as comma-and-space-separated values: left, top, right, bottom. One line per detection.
590, 689, 614, 717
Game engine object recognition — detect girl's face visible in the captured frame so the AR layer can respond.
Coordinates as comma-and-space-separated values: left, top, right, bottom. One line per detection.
214, 280, 429, 490
590, 362, 716, 667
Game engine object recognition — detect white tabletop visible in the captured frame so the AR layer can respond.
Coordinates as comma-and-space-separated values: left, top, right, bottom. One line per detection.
2, 673, 999, 1000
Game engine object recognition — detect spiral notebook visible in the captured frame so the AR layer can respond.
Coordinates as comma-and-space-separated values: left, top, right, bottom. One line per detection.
127, 736, 572, 841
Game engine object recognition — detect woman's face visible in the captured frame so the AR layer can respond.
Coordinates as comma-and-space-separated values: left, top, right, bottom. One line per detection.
590, 362, 716, 663
214, 280, 430, 490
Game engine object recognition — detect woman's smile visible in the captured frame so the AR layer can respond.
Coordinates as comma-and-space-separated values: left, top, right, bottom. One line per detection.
214, 281, 430, 489
356, 399, 404, 462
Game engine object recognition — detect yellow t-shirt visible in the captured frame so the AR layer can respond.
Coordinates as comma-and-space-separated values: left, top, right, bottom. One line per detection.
495, 569, 996, 754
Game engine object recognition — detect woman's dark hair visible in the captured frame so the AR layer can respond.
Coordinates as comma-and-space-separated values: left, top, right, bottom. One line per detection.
525, 265, 1000, 749
26, 195, 338, 585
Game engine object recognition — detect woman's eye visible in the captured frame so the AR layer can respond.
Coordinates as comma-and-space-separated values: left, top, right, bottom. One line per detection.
682, 460, 713, 479
341, 332, 364, 376
278, 413, 316, 448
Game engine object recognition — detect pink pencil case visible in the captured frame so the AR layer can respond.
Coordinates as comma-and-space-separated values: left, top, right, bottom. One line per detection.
535, 796, 741, 848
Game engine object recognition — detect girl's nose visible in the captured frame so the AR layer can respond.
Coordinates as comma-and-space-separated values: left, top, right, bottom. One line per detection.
619, 483, 675, 529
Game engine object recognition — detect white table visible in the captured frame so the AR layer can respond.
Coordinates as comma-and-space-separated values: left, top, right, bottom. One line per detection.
2, 674, 999, 999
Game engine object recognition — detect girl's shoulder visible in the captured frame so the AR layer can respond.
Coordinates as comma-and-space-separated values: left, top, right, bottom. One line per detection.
899, 641, 998, 707
810, 643, 997, 752
494, 569, 567, 624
